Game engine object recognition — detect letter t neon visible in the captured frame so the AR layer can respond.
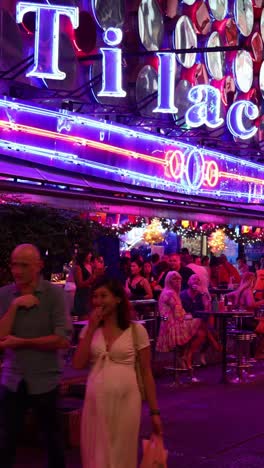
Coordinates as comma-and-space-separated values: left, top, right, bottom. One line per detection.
16, 2, 79, 80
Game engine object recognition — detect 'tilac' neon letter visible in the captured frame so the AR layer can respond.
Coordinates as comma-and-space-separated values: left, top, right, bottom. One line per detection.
98, 28, 126, 98
226, 101, 259, 140
185, 85, 224, 129
16, 3, 79, 80
153, 53, 178, 113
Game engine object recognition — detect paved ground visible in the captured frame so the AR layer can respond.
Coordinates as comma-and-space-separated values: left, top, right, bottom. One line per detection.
14, 358, 264, 467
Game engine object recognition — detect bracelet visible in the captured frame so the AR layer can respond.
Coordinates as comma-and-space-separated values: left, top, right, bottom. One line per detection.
150, 409, 160, 416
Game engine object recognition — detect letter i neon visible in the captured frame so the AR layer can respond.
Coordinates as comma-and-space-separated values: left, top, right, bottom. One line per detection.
153, 53, 178, 113
98, 28, 126, 97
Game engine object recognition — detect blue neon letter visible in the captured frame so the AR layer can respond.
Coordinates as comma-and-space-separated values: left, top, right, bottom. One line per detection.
185, 85, 224, 128
227, 101, 259, 140
98, 28, 126, 97
16, 2, 79, 80
153, 53, 178, 113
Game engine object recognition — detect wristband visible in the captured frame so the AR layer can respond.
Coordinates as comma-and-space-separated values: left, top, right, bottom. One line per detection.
150, 409, 160, 416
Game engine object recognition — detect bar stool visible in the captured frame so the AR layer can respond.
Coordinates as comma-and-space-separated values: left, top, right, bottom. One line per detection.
159, 316, 196, 385
227, 316, 256, 382
164, 345, 195, 386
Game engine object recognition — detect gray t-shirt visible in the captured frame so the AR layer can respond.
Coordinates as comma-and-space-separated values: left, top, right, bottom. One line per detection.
0, 279, 68, 394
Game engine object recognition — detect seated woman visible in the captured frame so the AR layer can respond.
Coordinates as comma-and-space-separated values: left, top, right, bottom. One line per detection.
156, 271, 206, 369
209, 256, 221, 288
72, 252, 105, 319
226, 272, 264, 358
180, 274, 210, 314
151, 260, 170, 298
125, 259, 153, 300
143, 261, 156, 287
72, 250, 94, 319
218, 254, 240, 289
254, 266, 264, 300
226, 272, 264, 313
180, 274, 222, 364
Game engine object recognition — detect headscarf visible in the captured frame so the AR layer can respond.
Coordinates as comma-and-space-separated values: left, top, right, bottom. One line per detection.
159, 270, 185, 318
164, 270, 182, 293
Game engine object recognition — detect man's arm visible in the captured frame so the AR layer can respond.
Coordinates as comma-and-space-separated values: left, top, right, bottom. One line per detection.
0, 334, 69, 351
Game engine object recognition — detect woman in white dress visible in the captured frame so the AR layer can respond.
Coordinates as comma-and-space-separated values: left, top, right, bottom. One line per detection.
73, 276, 162, 468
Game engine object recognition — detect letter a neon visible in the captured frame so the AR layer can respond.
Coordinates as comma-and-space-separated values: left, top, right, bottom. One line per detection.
185, 85, 224, 128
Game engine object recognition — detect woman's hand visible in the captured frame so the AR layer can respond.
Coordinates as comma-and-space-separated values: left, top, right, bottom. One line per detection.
89, 307, 105, 331
14, 294, 39, 309
151, 414, 163, 437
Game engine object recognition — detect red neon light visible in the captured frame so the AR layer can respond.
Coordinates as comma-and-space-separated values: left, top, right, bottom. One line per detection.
219, 170, 264, 186
165, 150, 184, 179
204, 160, 219, 187
1, 119, 264, 187
0, 120, 165, 166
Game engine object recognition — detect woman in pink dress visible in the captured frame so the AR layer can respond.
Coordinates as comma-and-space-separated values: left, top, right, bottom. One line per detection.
156, 271, 206, 368
73, 276, 162, 468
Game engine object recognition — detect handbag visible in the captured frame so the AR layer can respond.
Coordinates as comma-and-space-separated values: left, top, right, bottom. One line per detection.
131, 323, 146, 400
140, 436, 168, 468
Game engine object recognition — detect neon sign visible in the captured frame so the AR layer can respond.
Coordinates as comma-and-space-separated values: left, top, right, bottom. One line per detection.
16, 3, 79, 80
98, 28, 126, 98
185, 86, 224, 129
0, 97, 263, 204
226, 101, 259, 140
15, 3, 259, 141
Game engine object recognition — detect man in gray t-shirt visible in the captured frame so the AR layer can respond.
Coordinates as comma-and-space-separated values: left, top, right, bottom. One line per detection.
0, 243, 69, 468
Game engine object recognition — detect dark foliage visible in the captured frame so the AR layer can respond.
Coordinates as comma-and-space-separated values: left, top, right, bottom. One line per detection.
0, 203, 117, 286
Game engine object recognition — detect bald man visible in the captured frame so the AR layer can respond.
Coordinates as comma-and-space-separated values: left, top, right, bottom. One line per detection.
0, 244, 69, 468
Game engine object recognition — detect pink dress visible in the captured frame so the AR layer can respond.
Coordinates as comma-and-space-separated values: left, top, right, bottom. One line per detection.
157, 289, 201, 351
80, 323, 150, 468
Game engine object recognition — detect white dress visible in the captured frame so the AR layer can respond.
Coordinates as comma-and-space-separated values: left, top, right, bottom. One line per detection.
80, 323, 150, 468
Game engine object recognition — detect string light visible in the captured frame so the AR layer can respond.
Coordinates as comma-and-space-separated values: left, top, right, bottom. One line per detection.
143, 218, 164, 245
84, 216, 264, 244
208, 229, 226, 253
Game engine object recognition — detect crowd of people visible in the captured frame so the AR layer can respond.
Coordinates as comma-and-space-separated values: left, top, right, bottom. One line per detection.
1, 243, 264, 467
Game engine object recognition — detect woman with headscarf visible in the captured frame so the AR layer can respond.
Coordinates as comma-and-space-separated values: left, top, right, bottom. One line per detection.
156, 271, 206, 369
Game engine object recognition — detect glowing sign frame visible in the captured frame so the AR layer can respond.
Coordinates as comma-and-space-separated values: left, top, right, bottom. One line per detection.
0, 97, 263, 204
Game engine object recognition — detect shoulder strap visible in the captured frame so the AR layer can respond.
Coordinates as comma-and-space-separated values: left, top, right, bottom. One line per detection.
131, 322, 138, 354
